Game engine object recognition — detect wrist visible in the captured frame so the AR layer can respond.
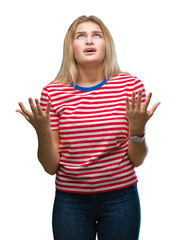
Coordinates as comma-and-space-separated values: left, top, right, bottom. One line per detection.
129, 127, 145, 137
36, 126, 51, 136
130, 134, 145, 143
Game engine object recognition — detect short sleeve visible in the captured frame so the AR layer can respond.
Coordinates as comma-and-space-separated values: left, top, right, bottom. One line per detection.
133, 77, 146, 104
40, 87, 59, 131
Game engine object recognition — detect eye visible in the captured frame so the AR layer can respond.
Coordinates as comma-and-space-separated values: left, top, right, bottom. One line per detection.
77, 34, 85, 39
94, 34, 102, 38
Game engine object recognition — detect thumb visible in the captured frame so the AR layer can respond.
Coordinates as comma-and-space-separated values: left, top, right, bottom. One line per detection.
148, 102, 161, 117
16, 109, 30, 121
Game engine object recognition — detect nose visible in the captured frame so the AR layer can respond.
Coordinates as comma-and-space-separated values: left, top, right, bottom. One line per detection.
86, 35, 93, 45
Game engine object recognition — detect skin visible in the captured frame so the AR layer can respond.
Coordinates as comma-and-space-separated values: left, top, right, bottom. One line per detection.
126, 91, 160, 167
73, 22, 106, 87
16, 98, 60, 175
16, 21, 160, 174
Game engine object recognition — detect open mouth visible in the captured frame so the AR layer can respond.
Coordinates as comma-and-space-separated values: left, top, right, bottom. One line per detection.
84, 48, 96, 53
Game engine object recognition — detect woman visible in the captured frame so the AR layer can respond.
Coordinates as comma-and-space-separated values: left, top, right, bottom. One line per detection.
16, 15, 160, 240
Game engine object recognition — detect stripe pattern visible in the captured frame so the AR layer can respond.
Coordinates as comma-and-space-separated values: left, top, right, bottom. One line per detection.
40, 74, 146, 193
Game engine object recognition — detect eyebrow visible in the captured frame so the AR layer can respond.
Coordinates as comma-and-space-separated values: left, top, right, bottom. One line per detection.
75, 31, 103, 35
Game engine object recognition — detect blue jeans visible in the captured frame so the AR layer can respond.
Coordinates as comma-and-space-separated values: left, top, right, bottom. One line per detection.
52, 184, 141, 240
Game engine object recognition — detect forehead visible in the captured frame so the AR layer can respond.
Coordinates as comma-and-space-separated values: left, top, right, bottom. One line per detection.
75, 21, 102, 33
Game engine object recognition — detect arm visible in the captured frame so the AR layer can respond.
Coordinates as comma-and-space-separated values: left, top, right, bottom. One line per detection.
16, 98, 60, 175
127, 135, 148, 167
37, 129, 60, 175
126, 91, 160, 167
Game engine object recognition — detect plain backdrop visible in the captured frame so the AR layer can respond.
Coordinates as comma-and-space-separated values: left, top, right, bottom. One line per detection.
1, 0, 176, 239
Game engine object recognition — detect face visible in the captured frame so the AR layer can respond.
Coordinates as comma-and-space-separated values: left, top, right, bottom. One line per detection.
73, 22, 106, 68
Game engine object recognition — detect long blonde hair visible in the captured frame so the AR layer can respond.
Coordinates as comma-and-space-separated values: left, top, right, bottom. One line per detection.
53, 15, 126, 85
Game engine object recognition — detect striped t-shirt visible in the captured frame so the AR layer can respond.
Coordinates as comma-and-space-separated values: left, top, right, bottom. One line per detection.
40, 74, 146, 194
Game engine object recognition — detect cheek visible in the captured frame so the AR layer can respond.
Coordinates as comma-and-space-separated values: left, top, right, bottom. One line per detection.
73, 43, 81, 60
99, 42, 106, 57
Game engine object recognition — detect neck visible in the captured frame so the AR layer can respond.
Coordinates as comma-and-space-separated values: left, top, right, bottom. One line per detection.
76, 65, 104, 87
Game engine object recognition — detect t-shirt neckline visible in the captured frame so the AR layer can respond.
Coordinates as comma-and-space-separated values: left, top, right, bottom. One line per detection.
71, 79, 107, 92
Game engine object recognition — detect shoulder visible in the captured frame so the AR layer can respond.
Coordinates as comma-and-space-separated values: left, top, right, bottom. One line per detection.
42, 82, 71, 94
109, 74, 144, 86
110, 74, 141, 82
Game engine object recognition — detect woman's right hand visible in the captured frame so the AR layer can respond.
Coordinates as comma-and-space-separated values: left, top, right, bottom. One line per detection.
16, 98, 51, 133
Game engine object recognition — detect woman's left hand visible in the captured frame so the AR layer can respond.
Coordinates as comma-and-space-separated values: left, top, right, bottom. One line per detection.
126, 90, 160, 136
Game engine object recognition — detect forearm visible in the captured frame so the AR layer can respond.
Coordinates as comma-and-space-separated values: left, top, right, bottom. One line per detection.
17, 98, 60, 174
127, 125, 148, 167
36, 128, 60, 175
125, 90, 160, 167
128, 138, 148, 167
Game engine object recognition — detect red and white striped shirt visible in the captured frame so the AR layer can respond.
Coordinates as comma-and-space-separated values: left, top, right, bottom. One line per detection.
40, 74, 146, 194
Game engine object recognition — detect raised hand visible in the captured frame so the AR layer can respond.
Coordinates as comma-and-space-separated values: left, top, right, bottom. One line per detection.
16, 98, 51, 133
126, 90, 160, 136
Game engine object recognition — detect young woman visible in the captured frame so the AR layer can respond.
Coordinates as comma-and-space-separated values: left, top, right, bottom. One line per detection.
16, 15, 160, 240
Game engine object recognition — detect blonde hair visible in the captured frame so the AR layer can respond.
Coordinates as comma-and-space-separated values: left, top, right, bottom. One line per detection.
53, 15, 126, 85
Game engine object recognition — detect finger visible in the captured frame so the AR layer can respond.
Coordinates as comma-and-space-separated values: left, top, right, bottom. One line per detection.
45, 101, 51, 115
29, 98, 38, 115
136, 90, 142, 109
16, 102, 31, 121
35, 98, 43, 115
18, 102, 31, 117
143, 92, 152, 111
16, 109, 30, 121
131, 92, 136, 109
148, 102, 161, 117
126, 98, 130, 111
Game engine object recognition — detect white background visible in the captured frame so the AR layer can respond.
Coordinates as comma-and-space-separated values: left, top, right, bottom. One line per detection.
1, 0, 176, 239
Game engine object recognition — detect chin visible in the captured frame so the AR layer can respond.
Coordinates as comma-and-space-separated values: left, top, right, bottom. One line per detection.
78, 57, 104, 68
